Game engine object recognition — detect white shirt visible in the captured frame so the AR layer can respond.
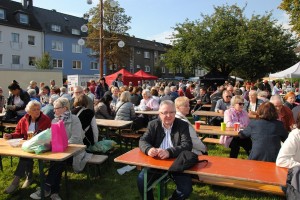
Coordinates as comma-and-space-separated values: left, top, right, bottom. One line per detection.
159, 123, 174, 149
276, 128, 300, 168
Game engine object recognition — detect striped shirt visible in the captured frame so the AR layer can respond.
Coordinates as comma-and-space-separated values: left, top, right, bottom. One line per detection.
159, 123, 174, 149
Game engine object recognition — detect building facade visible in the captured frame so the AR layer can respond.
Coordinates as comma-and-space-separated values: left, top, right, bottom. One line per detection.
1, 0, 178, 80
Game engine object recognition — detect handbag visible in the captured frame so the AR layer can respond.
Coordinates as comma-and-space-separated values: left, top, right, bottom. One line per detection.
22, 128, 52, 154
51, 120, 68, 152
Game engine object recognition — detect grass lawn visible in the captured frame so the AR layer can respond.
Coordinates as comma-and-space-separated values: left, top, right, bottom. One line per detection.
0, 143, 284, 200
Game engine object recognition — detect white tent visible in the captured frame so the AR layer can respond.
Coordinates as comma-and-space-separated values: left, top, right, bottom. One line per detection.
269, 62, 300, 78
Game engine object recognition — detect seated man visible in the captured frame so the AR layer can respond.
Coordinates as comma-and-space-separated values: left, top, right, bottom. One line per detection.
138, 100, 193, 200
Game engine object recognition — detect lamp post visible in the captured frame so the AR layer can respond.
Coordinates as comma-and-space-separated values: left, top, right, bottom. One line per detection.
82, 0, 124, 78
99, 0, 104, 78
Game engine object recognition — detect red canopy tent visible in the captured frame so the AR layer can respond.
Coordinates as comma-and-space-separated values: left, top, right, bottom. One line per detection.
134, 70, 158, 80
105, 69, 140, 86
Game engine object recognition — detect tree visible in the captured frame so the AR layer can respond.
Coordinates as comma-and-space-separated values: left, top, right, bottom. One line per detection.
279, 0, 300, 35
86, 1, 131, 72
35, 52, 52, 69
164, 4, 299, 81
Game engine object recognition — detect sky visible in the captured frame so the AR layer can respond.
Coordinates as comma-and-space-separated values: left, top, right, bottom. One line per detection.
15, 0, 290, 44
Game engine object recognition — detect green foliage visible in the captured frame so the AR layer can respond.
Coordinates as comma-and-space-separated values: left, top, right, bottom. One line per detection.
86, 1, 132, 68
34, 52, 52, 70
164, 4, 299, 81
279, 0, 300, 35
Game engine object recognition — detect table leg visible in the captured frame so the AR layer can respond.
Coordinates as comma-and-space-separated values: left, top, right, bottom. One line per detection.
143, 167, 148, 200
38, 160, 45, 200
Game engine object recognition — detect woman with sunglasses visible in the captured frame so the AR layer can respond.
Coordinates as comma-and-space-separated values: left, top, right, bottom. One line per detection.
223, 95, 251, 158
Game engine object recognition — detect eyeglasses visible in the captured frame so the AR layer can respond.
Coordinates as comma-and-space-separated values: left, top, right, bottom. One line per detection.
54, 107, 63, 110
160, 111, 176, 116
237, 103, 244, 106
226, 96, 232, 98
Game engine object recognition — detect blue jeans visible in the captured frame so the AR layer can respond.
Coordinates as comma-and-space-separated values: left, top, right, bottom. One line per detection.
137, 168, 192, 200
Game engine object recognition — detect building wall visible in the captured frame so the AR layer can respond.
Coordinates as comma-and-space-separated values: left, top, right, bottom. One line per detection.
0, 25, 43, 70
44, 34, 99, 78
0, 69, 63, 98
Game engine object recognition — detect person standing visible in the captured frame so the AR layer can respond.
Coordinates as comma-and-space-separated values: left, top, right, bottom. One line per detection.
112, 73, 124, 88
138, 100, 193, 200
95, 77, 109, 100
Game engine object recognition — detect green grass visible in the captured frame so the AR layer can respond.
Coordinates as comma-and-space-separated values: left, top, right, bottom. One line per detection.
0, 144, 284, 200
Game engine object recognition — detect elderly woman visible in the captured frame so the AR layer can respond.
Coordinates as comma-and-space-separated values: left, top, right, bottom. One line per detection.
115, 91, 136, 121
240, 102, 287, 162
72, 94, 98, 147
30, 97, 90, 200
224, 95, 251, 158
277, 112, 300, 168
110, 86, 119, 112
139, 89, 159, 111
175, 96, 207, 155
4, 100, 51, 194
5, 80, 30, 121
284, 92, 297, 110
94, 94, 114, 119
243, 90, 263, 118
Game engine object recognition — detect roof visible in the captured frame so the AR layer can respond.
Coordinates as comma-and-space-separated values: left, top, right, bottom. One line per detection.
0, 0, 42, 31
125, 36, 171, 52
32, 7, 88, 38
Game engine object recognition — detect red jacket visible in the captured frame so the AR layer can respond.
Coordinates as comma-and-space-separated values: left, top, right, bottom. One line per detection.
12, 112, 51, 139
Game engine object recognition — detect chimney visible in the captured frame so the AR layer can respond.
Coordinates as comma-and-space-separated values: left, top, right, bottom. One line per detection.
22, 0, 27, 9
22, 0, 33, 9
28, 0, 33, 7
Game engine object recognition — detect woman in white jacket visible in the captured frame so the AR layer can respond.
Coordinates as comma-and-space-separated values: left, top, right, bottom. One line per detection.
276, 112, 300, 168
174, 96, 207, 155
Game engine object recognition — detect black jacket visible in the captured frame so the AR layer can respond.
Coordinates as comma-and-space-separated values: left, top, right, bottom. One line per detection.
139, 118, 192, 158
7, 89, 30, 111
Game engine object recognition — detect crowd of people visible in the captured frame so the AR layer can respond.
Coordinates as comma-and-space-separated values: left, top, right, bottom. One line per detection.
1, 75, 300, 199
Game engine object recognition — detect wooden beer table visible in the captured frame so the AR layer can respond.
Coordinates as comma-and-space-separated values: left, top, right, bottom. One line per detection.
115, 148, 287, 199
0, 138, 85, 199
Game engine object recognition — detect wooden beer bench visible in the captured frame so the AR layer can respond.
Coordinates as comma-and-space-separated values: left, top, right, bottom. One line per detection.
115, 148, 288, 199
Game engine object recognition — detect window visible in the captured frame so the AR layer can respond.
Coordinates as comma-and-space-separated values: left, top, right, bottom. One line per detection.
90, 62, 98, 70
0, 54, 2, 65
29, 57, 35, 66
12, 55, 20, 64
72, 29, 80, 35
154, 51, 158, 58
0, 9, 5, 20
136, 64, 140, 69
72, 44, 82, 53
51, 24, 61, 32
145, 65, 150, 72
11, 33, 19, 43
19, 13, 29, 24
144, 51, 150, 59
52, 41, 63, 51
72, 61, 82, 69
161, 67, 165, 74
28, 35, 35, 45
52, 59, 63, 68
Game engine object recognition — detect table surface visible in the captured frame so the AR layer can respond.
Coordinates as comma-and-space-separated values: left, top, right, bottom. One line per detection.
202, 104, 212, 108
0, 138, 86, 161
114, 148, 288, 186
135, 110, 160, 115
193, 110, 224, 117
96, 119, 133, 128
195, 125, 238, 136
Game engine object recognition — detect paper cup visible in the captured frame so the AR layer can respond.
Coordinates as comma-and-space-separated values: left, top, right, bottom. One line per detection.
234, 122, 240, 132
195, 121, 201, 129
221, 122, 226, 131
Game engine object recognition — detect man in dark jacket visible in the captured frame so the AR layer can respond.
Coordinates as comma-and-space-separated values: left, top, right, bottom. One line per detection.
138, 100, 193, 200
